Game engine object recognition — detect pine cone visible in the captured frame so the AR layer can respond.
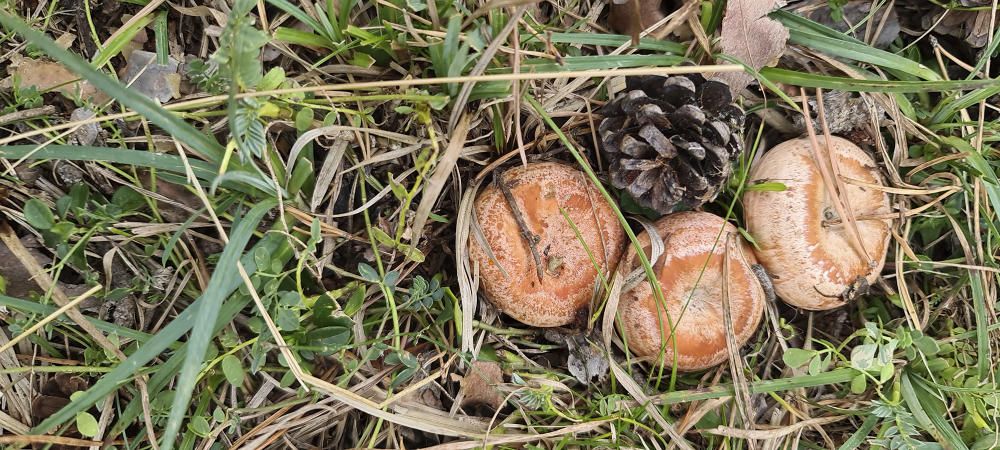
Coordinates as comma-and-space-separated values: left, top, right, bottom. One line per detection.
599, 75, 744, 215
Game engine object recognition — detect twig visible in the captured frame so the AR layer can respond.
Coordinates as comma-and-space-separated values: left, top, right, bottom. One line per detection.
496, 170, 544, 281
708, 415, 847, 440
0, 105, 57, 126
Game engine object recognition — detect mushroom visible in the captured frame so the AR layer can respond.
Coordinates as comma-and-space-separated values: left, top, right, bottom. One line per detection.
743, 136, 892, 310
469, 162, 626, 327
618, 211, 765, 370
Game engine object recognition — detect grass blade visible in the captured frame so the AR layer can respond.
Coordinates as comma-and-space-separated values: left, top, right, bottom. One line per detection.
111, 232, 292, 435
786, 28, 939, 81
0, 12, 228, 165
0, 295, 156, 344
159, 200, 277, 450
773, 10, 940, 81
901, 371, 969, 450
836, 413, 879, 450
759, 68, 996, 93
32, 200, 278, 436
520, 55, 684, 72
0, 145, 218, 181
521, 32, 685, 53
265, 0, 328, 41
91, 13, 155, 67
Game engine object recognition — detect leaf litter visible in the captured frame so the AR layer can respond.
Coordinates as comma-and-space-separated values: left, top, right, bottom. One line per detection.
0, 0, 997, 448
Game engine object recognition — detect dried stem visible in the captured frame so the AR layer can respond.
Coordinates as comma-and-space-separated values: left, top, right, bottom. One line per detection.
496, 170, 545, 282
799, 88, 871, 266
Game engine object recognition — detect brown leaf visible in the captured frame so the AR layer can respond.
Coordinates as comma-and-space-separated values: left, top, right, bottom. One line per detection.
0, 238, 51, 299
712, 0, 789, 96
139, 171, 202, 223
608, 0, 668, 43
13, 60, 110, 104
460, 361, 505, 411
30, 375, 89, 450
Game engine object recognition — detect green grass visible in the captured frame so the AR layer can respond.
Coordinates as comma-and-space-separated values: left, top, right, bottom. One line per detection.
0, 0, 998, 449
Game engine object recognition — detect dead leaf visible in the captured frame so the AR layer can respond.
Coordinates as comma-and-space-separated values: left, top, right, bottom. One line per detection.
0, 235, 94, 301
923, 9, 996, 48
545, 330, 610, 384
791, 90, 882, 139
119, 50, 181, 103
139, 171, 202, 223
608, 0, 668, 43
0, 239, 51, 299
712, 0, 789, 96
30, 374, 88, 450
13, 60, 110, 104
460, 361, 505, 411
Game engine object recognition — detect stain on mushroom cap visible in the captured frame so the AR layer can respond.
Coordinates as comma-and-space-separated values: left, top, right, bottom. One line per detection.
469, 162, 626, 327
743, 136, 893, 310
619, 211, 765, 371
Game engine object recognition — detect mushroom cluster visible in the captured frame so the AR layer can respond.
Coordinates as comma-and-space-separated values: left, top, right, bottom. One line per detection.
468, 136, 891, 372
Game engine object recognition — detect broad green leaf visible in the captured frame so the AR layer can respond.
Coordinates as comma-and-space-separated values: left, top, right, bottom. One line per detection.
258, 67, 286, 91
344, 285, 365, 316
782, 348, 815, 368
76, 412, 99, 437
850, 343, 878, 370
23, 199, 54, 230
187, 416, 211, 437
850, 373, 866, 394
221, 355, 245, 386
358, 263, 379, 282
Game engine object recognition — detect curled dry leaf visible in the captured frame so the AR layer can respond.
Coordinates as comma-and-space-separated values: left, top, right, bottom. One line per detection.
559, 332, 610, 384
459, 361, 505, 412
120, 50, 181, 103
712, 0, 789, 96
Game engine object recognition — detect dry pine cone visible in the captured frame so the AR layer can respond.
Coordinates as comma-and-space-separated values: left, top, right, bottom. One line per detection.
599, 74, 744, 214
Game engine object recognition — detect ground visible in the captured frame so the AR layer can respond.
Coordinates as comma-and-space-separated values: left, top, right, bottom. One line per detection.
0, 0, 998, 449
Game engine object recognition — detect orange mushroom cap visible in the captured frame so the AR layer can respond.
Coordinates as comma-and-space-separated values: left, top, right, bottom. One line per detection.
469, 162, 626, 327
743, 136, 892, 310
619, 211, 765, 370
